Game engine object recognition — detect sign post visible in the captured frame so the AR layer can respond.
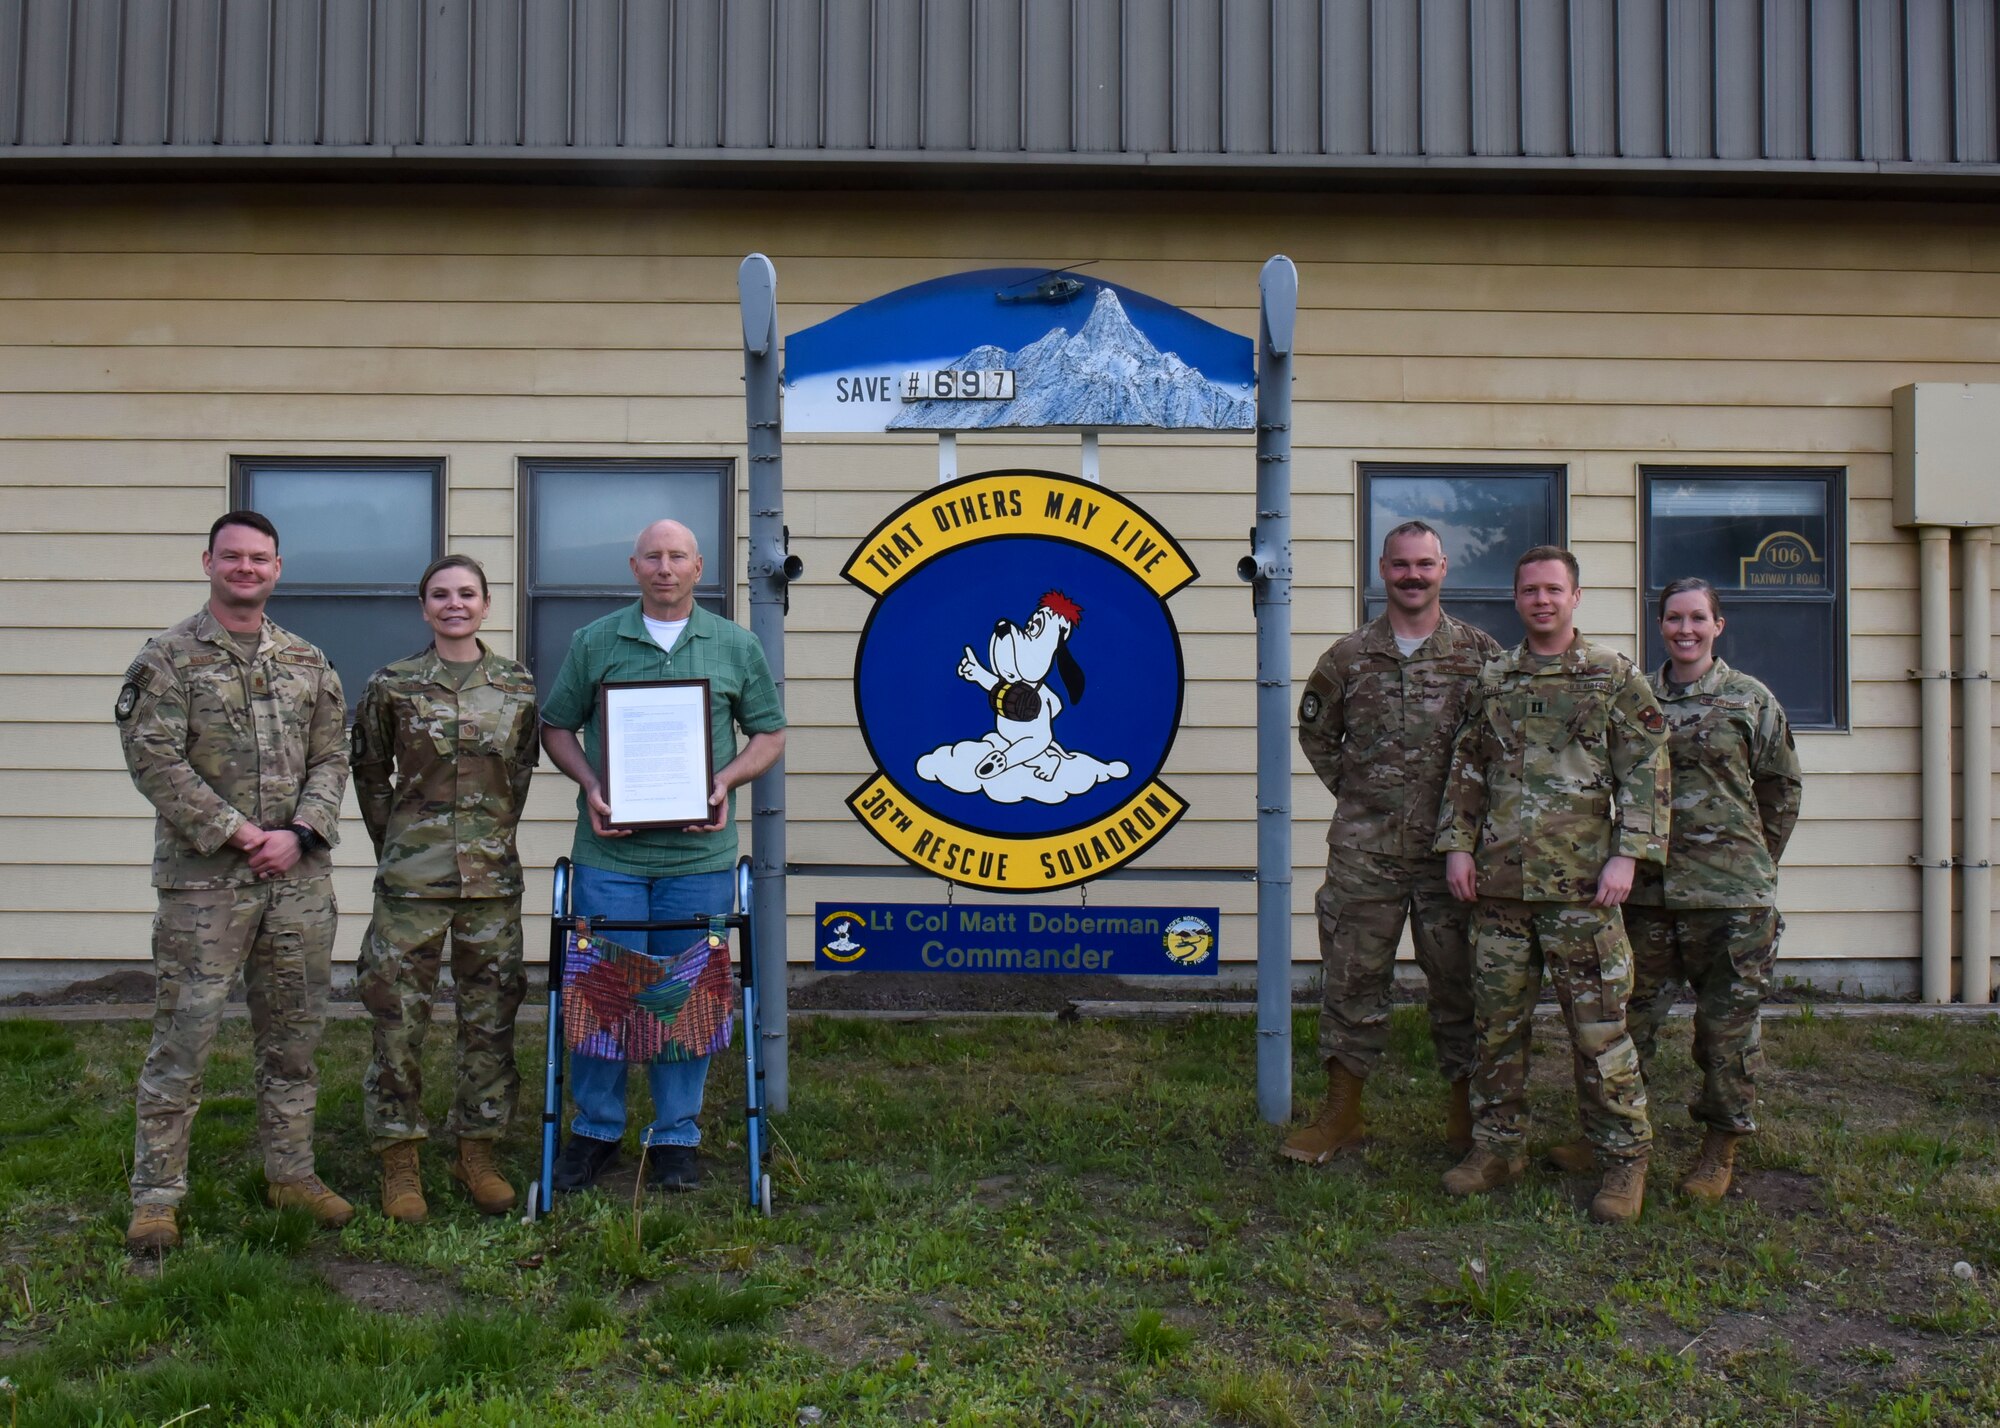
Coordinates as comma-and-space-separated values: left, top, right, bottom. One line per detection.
1247, 256, 1298, 1125
739, 253, 798, 1112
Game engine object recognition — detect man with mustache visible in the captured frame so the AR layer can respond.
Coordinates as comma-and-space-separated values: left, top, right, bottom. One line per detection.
1283, 520, 1500, 1165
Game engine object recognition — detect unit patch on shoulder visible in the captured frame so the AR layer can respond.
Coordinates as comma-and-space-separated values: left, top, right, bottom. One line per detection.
1299, 690, 1322, 724
115, 658, 153, 722
1640, 705, 1666, 735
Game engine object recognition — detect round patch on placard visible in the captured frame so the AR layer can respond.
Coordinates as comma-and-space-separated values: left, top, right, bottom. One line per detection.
843, 470, 1197, 893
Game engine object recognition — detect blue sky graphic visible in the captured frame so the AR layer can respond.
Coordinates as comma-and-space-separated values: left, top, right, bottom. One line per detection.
786, 269, 1253, 388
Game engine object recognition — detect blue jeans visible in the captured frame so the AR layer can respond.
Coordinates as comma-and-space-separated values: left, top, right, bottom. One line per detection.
567, 863, 733, 1148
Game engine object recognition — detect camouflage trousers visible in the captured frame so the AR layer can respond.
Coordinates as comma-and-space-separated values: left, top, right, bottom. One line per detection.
356, 894, 525, 1149
1315, 846, 1477, 1082
1624, 905, 1780, 1136
132, 877, 335, 1207
1468, 898, 1653, 1163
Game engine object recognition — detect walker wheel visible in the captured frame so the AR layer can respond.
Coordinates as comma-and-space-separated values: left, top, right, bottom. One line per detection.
758, 1172, 773, 1218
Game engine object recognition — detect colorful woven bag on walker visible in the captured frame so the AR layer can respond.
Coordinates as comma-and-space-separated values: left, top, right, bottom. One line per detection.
561, 927, 735, 1064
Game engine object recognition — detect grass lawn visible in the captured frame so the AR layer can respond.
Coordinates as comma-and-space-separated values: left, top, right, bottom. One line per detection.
1, 1005, 1997, 1426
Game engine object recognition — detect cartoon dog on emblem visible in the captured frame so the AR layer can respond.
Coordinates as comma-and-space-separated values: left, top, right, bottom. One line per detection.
917, 591, 1129, 806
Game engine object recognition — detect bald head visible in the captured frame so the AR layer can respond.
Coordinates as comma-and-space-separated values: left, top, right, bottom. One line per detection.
630, 519, 704, 620
634, 519, 700, 560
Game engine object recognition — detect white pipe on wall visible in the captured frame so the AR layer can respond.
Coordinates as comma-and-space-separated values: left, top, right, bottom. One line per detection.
1919, 527, 1955, 1004
1961, 528, 1993, 1005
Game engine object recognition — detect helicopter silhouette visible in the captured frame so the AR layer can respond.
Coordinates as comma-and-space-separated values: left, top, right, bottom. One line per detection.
995, 262, 1097, 305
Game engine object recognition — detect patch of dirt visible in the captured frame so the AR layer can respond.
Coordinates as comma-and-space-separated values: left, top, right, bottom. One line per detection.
1737, 1168, 1824, 1217
317, 1258, 462, 1317
1695, 1307, 1935, 1390
2, 969, 156, 1006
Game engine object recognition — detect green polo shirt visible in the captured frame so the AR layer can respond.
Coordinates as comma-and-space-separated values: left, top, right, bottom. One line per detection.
541, 602, 785, 877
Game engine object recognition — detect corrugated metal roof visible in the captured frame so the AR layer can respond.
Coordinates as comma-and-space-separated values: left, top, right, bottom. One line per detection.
3, 0, 1997, 186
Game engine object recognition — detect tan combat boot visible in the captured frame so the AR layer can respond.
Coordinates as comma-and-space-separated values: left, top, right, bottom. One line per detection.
450, 1138, 517, 1215
1444, 1079, 1474, 1154
1279, 1059, 1366, 1165
126, 1203, 180, 1252
378, 1141, 427, 1224
1679, 1130, 1741, 1203
1590, 1157, 1649, 1224
268, 1173, 356, 1228
1545, 1138, 1596, 1174
1442, 1146, 1526, 1196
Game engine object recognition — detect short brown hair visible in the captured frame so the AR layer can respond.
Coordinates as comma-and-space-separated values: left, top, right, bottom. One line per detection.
1379, 519, 1444, 557
1513, 545, 1579, 589
209, 509, 279, 551
1657, 576, 1722, 622
419, 554, 489, 599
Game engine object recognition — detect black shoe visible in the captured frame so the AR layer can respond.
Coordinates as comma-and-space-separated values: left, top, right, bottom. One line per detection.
551, 1134, 620, 1191
645, 1144, 700, 1193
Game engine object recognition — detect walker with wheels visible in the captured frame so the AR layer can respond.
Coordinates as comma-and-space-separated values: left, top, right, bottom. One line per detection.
526, 855, 772, 1219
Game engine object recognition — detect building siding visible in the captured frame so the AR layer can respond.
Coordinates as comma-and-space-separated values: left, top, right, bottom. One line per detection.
4, 0, 2000, 184
1, 182, 1997, 986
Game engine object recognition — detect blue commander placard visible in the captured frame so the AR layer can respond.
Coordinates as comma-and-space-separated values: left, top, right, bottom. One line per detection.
814, 903, 1220, 976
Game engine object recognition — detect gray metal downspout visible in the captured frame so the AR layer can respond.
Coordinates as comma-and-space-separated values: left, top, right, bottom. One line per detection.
739, 253, 797, 1110
1918, 527, 1954, 1004
1245, 256, 1298, 1124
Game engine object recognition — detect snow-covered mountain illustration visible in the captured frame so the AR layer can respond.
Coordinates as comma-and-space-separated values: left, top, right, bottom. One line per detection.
888, 286, 1255, 431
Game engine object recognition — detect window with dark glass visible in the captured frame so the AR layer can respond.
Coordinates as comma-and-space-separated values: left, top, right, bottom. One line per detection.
1359, 463, 1565, 647
522, 459, 732, 687
1642, 467, 1845, 730
232, 457, 444, 707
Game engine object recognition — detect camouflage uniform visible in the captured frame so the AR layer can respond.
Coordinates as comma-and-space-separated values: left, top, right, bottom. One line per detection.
1434, 634, 1671, 1163
351, 643, 539, 1149
1625, 659, 1802, 1135
1299, 612, 1501, 1080
116, 608, 348, 1207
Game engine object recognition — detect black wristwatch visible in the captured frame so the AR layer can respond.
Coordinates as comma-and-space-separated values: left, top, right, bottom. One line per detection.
288, 823, 327, 854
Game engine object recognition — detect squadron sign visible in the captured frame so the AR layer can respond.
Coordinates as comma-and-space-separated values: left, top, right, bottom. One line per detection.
844, 470, 1196, 892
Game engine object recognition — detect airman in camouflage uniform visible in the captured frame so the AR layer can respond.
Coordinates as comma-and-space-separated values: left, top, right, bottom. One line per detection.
117, 512, 352, 1251
1283, 521, 1502, 1165
352, 561, 540, 1219
1616, 586, 1802, 1201
1435, 547, 1670, 1224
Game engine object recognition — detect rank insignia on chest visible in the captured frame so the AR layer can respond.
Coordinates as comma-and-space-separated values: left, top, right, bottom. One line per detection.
250, 670, 271, 697
1528, 700, 1545, 715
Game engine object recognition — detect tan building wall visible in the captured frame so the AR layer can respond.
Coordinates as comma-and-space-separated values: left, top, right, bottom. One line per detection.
2, 182, 1996, 991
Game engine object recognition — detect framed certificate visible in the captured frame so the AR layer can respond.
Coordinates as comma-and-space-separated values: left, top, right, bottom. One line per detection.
599, 679, 715, 831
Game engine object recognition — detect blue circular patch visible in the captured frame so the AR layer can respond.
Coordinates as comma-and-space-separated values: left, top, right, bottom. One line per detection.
854, 535, 1184, 838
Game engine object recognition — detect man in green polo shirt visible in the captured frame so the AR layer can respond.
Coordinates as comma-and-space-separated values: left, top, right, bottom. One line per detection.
541, 518, 786, 1192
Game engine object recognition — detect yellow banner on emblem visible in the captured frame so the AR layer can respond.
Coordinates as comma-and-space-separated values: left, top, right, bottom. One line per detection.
841, 471, 1197, 599
846, 774, 1189, 893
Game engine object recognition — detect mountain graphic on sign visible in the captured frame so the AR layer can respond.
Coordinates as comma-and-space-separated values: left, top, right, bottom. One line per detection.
888, 286, 1255, 431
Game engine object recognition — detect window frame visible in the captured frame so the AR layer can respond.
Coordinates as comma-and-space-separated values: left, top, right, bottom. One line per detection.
229, 455, 447, 596
1357, 461, 1568, 637
228, 455, 447, 713
518, 456, 735, 681
1639, 464, 1847, 732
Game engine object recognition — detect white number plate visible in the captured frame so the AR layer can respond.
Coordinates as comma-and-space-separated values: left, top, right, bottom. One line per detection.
901, 369, 1016, 401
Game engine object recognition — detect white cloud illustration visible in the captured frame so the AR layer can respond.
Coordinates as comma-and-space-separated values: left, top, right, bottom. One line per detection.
916, 736, 1129, 805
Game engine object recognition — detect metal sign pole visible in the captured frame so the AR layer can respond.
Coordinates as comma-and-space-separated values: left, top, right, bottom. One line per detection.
1246, 256, 1298, 1125
739, 253, 797, 1112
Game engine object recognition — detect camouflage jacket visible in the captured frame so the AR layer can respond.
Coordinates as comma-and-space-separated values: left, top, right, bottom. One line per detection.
1628, 659, 1803, 909
352, 642, 540, 899
1299, 611, 1502, 860
1433, 634, 1671, 902
116, 607, 348, 890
